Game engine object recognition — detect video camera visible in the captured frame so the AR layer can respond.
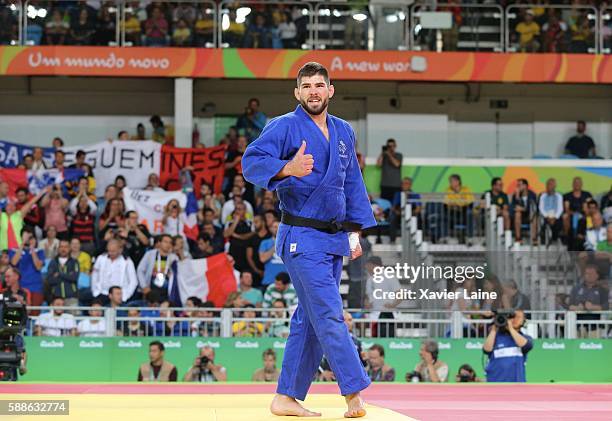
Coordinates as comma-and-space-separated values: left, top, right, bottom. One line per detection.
491, 309, 515, 331
0, 294, 28, 381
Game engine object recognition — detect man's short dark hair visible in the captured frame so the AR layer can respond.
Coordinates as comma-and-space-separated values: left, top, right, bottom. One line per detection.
53, 137, 64, 146
248, 98, 260, 106
449, 174, 461, 183
157, 234, 172, 243
51, 295, 64, 303
387, 138, 396, 145
146, 289, 162, 305
518, 178, 529, 187
109, 285, 122, 295
76, 150, 86, 159
275, 272, 290, 285
117, 130, 128, 138
55, 149, 65, 157
150, 340, 164, 352
200, 300, 215, 308
125, 210, 138, 218
297, 62, 330, 87
187, 296, 203, 307
491, 177, 502, 187
577, 120, 586, 126
369, 344, 385, 357
16, 187, 29, 195
91, 297, 105, 306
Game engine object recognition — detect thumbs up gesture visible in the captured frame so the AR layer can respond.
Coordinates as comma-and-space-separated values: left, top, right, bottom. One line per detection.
287, 141, 314, 178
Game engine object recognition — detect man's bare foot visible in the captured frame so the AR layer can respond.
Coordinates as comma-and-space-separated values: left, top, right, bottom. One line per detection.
270, 394, 321, 417
344, 393, 366, 418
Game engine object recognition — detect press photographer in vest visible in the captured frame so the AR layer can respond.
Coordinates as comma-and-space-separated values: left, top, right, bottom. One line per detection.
137, 341, 177, 382
483, 309, 533, 382
183, 346, 227, 382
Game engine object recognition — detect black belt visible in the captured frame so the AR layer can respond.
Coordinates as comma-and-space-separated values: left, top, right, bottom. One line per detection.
281, 212, 361, 234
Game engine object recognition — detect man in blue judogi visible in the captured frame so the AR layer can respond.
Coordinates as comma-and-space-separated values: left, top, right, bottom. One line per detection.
243, 62, 376, 418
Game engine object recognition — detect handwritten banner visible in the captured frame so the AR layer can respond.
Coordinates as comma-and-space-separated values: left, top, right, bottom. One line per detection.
160, 144, 226, 195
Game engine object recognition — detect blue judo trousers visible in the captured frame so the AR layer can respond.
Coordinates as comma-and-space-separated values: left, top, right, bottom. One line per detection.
242, 105, 377, 400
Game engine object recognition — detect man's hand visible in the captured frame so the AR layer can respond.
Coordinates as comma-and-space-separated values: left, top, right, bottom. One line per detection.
284, 142, 314, 178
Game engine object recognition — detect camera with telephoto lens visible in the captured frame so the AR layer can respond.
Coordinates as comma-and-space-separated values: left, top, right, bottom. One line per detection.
492, 309, 515, 331
0, 294, 28, 381
199, 356, 210, 370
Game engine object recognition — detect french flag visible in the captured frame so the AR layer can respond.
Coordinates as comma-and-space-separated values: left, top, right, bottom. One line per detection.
0, 168, 84, 198
183, 191, 199, 242
168, 253, 238, 307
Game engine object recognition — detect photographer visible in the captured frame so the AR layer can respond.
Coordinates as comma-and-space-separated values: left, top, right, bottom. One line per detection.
455, 364, 481, 383
183, 346, 227, 382
406, 340, 448, 383
376, 138, 403, 202
483, 309, 533, 382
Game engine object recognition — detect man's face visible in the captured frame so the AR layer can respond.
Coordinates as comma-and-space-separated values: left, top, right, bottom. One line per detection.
235, 204, 246, 218
203, 210, 214, 224
546, 179, 556, 192
295, 74, 334, 116
204, 224, 215, 237
107, 242, 120, 259
16, 190, 27, 204
577, 121, 586, 134
128, 212, 139, 226
55, 152, 64, 166
4, 269, 17, 288
58, 241, 70, 257
149, 345, 162, 363
33, 148, 43, 160
517, 180, 527, 193
90, 304, 103, 318
110, 288, 123, 305
52, 298, 65, 315
23, 156, 33, 169
272, 301, 285, 317
274, 280, 286, 292
70, 239, 81, 254
401, 179, 412, 192
387, 140, 396, 152
264, 355, 276, 371
573, 177, 582, 191
249, 99, 259, 112
269, 221, 279, 236
233, 176, 245, 189
241, 272, 253, 287
159, 236, 173, 254
592, 213, 603, 228
343, 312, 353, 330
76, 154, 85, 165
0, 182, 9, 197
368, 349, 383, 369
493, 179, 503, 192
254, 215, 264, 231
449, 177, 460, 191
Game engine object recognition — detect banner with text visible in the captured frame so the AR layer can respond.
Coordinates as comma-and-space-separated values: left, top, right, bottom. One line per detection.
63, 140, 161, 197
122, 187, 187, 234
0, 47, 609, 83
160, 144, 226, 195
0, 140, 54, 168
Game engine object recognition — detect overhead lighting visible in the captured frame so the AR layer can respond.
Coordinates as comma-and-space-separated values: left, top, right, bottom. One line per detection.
352, 13, 367, 22
386, 15, 398, 23
398, 11, 406, 21
38, 8, 47, 18
414, 24, 422, 35
332, 9, 341, 18
319, 8, 330, 16
9, 4, 17, 11
302, 8, 308, 16
222, 14, 230, 31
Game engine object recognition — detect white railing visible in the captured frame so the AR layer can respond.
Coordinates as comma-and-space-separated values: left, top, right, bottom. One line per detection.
24, 306, 612, 339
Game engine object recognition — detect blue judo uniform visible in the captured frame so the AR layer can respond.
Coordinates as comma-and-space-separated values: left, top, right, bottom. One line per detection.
242, 105, 376, 400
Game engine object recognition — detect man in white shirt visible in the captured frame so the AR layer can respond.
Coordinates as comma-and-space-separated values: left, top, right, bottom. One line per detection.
221, 186, 254, 224
538, 178, 563, 242
77, 300, 107, 337
91, 239, 138, 303
34, 296, 77, 336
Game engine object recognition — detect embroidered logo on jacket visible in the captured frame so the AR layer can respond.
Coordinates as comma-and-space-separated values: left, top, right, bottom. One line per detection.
339, 140, 349, 159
